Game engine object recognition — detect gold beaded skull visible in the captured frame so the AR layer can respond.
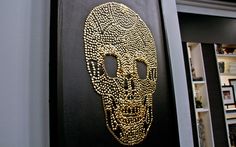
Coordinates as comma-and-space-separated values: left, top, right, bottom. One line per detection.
84, 2, 158, 145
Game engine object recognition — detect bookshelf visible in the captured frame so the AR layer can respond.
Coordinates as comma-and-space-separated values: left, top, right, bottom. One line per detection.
186, 42, 215, 147
215, 44, 236, 146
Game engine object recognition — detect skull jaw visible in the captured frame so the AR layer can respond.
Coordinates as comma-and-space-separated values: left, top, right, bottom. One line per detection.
102, 95, 153, 145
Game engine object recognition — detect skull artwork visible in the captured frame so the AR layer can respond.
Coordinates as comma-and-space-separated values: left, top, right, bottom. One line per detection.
84, 2, 158, 145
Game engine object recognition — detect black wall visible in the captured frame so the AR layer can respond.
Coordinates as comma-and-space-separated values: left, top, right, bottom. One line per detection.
50, 1, 180, 147
201, 43, 229, 147
178, 13, 236, 44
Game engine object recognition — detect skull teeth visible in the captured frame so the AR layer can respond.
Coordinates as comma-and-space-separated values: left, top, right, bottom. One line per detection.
120, 116, 143, 124
121, 106, 141, 117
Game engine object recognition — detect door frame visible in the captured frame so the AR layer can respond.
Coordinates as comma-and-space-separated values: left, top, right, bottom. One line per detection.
161, 0, 236, 146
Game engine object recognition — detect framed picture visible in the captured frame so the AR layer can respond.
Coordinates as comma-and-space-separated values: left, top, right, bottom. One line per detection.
229, 79, 236, 97
222, 85, 235, 105
218, 61, 225, 73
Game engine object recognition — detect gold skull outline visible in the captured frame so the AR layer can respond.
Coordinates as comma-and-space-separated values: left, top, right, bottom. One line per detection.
84, 2, 158, 145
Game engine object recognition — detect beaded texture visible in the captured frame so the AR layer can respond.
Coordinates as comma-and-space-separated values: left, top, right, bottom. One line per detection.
84, 2, 158, 145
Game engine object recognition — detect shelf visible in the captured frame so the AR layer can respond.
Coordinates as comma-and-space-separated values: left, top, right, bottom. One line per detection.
220, 73, 236, 76
185, 42, 214, 147
227, 119, 236, 125
196, 108, 209, 113
193, 81, 205, 84
226, 108, 236, 119
226, 108, 236, 112
216, 54, 236, 58
217, 44, 236, 146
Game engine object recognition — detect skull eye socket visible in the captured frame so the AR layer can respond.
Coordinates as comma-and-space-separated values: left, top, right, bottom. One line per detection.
104, 54, 118, 77
136, 60, 147, 79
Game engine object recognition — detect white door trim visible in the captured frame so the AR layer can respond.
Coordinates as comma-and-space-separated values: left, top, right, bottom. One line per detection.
176, 0, 236, 18
161, 0, 194, 146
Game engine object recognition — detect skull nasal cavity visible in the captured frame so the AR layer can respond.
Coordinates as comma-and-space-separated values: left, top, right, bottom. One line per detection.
104, 55, 118, 77
136, 60, 147, 79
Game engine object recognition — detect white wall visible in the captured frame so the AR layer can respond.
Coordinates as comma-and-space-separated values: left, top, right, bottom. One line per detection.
0, 0, 50, 147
